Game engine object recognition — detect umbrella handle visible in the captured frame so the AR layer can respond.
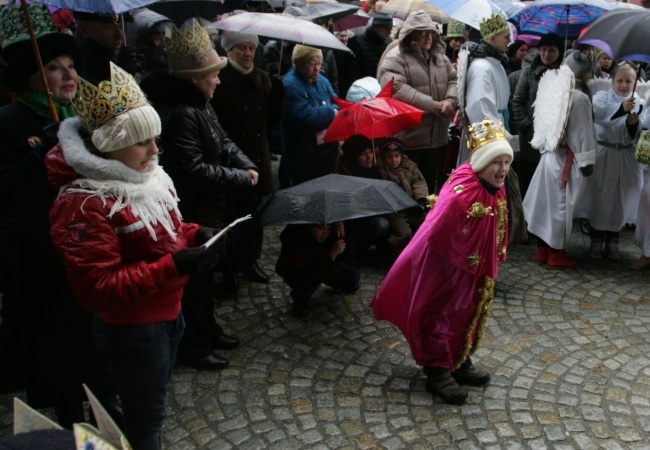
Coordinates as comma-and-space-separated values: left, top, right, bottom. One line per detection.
20, 0, 58, 122
278, 40, 284, 78
632, 64, 642, 96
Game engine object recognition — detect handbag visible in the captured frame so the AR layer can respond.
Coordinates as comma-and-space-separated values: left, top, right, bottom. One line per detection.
635, 130, 650, 164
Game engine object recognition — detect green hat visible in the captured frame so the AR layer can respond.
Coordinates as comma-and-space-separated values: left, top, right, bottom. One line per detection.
0, 2, 56, 60
445, 21, 465, 39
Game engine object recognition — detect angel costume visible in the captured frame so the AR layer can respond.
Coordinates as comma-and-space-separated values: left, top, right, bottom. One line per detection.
523, 66, 597, 249
574, 88, 646, 230
371, 163, 508, 370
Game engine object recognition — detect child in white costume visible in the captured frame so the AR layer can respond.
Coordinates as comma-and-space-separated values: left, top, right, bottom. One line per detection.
577, 64, 646, 260
523, 50, 597, 268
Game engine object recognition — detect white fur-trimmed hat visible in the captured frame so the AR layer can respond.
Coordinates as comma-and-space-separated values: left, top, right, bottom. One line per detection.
467, 119, 513, 172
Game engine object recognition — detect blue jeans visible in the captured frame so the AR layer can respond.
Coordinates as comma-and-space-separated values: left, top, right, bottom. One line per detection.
92, 314, 184, 450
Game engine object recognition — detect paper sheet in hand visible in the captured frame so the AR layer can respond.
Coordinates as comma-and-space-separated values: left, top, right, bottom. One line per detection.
202, 214, 253, 249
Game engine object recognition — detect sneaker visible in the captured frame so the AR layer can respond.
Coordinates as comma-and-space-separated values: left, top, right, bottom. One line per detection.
547, 250, 577, 268
604, 242, 620, 260
588, 239, 603, 259
425, 371, 468, 405
535, 247, 550, 264
631, 256, 650, 271
452, 365, 491, 386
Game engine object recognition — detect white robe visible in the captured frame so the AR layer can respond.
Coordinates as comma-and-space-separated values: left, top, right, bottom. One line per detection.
523, 90, 597, 250
636, 166, 650, 256
575, 89, 645, 230
458, 56, 511, 163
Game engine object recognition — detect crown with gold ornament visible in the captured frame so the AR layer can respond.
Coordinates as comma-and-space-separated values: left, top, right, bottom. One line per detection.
0, 2, 56, 50
479, 12, 509, 39
73, 62, 148, 133
466, 119, 507, 154
165, 19, 214, 65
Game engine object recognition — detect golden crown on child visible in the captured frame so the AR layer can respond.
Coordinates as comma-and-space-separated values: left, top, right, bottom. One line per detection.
466, 119, 507, 154
73, 62, 148, 132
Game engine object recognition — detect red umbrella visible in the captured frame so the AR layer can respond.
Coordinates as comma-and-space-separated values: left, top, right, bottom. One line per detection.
323, 79, 425, 143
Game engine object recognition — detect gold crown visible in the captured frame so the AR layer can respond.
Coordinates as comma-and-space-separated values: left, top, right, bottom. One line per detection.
479, 12, 509, 39
165, 20, 214, 63
466, 119, 507, 154
73, 62, 148, 132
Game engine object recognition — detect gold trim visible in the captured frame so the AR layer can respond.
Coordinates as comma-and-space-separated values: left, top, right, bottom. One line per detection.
455, 276, 495, 369
496, 198, 507, 259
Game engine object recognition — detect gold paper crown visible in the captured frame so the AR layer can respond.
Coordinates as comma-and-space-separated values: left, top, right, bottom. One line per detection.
479, 12, 509, 39
0, 2, 56, 50
165, 20, 214, 63
466, 119, 507, 154
73, 62, 148, 133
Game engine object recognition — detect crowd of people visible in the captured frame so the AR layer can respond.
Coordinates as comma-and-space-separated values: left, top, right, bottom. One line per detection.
0, 1, 649, 447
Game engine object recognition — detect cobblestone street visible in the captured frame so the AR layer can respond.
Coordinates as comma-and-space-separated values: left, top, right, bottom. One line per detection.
2, 224, 650, 449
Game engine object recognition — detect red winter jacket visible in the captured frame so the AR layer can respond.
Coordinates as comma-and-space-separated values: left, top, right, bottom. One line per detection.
47, 118, 201, 326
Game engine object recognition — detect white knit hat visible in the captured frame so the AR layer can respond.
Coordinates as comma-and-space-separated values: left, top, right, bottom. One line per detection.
221, 30, 258, 52
470, 140, 513, 172
91, 105, 161, 153
466, 119, 513, 172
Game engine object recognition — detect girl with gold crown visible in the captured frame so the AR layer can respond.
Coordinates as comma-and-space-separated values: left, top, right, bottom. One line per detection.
47, 63, 225, 449
372, 119, 512, 405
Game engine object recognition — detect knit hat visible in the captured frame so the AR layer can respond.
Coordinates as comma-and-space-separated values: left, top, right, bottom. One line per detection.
221, 30, 259, 52
292, 44, 322, 67
444, 21, 465, 39
479, 12, 509, 40
1, 32, 82, 92
538, 32, 564, 55
342, 134, 373, 166
378, 137, 404, 156
563, 49, 593, 78
166, 20, 226, 78
466, 119, 513, 172
92, 105, 161, 153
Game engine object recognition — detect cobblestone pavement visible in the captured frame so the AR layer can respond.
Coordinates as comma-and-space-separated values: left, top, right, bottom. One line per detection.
2, 224, 650, 449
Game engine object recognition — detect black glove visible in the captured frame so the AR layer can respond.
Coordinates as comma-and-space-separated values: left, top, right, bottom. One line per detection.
32, 122, 61, 159
116, 46, 144, 74
580, 165, 594, 177
171, 247, 212, 276
195, 227, 220, 245
416, 197, 429, 210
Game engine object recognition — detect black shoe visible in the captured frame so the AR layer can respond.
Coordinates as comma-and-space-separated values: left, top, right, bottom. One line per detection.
292, 297, 310, 318
452, 365, 491, 386
243, 263, 269, 284
187, 353, 229, 371
212, 334, 240, 350
425, 371, 468, 405
222, 271, 239, 293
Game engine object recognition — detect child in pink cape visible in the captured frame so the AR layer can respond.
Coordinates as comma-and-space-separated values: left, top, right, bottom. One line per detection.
371, 119, 512, 405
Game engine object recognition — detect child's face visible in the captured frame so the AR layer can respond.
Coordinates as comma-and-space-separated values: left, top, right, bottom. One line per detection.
357, 148, 375, 169
476, 155, 511, 188
597, 54, 612, 70
612, 68, 636, 97
382, 150, 401, 169
310, 224, 331, 243
104, 137, 159, 172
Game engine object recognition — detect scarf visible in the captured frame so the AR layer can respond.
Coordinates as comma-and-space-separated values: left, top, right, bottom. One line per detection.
18, 90, 76, 120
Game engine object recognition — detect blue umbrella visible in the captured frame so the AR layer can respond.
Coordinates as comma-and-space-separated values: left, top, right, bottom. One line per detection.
34, 0, 158, 14
508, 0, 612, 39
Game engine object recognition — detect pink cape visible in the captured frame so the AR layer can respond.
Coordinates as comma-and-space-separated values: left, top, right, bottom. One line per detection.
370, 164, 508, 369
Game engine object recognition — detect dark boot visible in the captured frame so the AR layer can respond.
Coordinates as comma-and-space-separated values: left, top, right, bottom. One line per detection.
243, 263, 269, 284
291, 294, 310, 318
221, 271, 239, 293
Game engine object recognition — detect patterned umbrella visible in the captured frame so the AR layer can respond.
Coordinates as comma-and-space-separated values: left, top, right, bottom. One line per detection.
508, 0, 612, 39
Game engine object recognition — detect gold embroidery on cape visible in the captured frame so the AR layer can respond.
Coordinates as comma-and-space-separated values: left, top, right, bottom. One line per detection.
496, 198, 508, 258
461, 227, 468, 234
467, 202, 493, 218
467, 253, 483, 266
453, 184, 464, 194
455, 276, 495, 369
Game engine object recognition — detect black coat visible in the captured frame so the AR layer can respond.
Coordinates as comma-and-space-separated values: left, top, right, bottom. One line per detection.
142, 72, 258, 228
340, 28, 392, 97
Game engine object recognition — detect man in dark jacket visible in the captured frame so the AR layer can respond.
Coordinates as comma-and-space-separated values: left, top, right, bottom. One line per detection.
340, 12, 393, 97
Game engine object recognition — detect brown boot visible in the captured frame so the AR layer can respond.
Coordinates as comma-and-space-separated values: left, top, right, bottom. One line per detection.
631, 256, 650, 271
425, 371, 468, 405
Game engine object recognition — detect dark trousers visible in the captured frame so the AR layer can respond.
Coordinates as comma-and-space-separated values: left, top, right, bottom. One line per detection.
407, 146, 447, 194
178, 271, 224, 360
283, 261, 360, 302
93, 314, 184, 450
345, 216, 390, 260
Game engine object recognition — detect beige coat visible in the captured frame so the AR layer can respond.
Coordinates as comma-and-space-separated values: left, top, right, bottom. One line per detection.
377, 10, 458, 151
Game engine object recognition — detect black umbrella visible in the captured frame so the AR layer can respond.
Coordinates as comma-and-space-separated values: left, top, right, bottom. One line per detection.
578, 10, 650, 93
578, 10, 650, 64
257, 174, 419, 226
303, 3, 359, 22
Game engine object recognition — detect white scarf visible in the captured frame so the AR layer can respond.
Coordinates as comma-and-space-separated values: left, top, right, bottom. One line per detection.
58, 118, 182, 241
